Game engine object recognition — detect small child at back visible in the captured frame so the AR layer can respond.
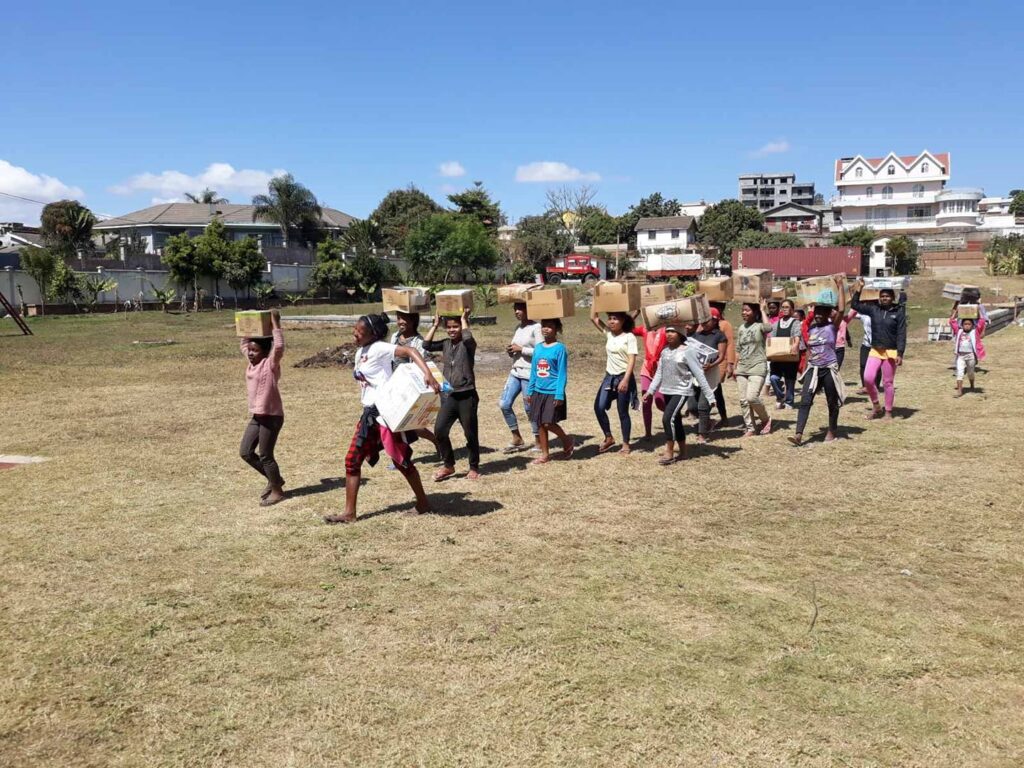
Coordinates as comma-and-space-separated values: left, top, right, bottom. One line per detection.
953, 317, 979, 397
239, 309, 286, 506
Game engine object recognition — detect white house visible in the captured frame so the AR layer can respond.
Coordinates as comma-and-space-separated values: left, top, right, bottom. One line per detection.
634, 215, 697, 256
978, 197, 1024, 234
832, 151, 957, 233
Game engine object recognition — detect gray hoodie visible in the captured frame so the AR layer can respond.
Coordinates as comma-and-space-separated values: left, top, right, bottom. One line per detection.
509, 322, 544, 380
649, 342, 717, 402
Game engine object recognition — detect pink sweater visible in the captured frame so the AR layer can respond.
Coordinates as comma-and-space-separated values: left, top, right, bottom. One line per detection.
242, 329, 284, 415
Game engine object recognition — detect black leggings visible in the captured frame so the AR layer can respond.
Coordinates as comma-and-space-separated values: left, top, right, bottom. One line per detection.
795, 369, 840, 435
594, 373, 634, 443
713, 383, 728, 422
685, 387, 714, 435
240, 414, 284, 487
662, 394, 688, 444
435, 390, 480, 470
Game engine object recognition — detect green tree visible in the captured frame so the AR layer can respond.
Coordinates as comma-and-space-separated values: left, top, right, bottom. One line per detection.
831, 226, 877, 250
620, 192, 683, 247
49, 259, 84, 307
195, 218, 232, 299
251, 173, 322, 249
733, 230, 805, 249
341, 219, 382, 255
370, 186, 443, 253
350, 251, 401, 299
1008, 191, 1024, 217
448, 182, 504, 234
19, 247, 60, 315
150, 284, 177, 313
698, 200, 765, 260
309, 258, 357, 299
577, 207, 622, 245
185, 188, 227, 204
220, 237, 267, 307
161, 232, 213, 311
405, 213, 498, 283
81, 275, 118, 308
886, 235, 920, 275
40, 200, 96, 257
512, 214, 573, 274
985, 234, 1024, 275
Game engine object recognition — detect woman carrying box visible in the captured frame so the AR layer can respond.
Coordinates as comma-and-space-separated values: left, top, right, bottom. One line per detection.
733, 299, 774, 437
590, 308, 639, 455
788, 304, 845, 447
324, 313, 440, 524
769, 299, 800, 409
499, 301, 544, 452
239, 309, 287, 506
632, 322, 667, 440
851, 279, 907, 422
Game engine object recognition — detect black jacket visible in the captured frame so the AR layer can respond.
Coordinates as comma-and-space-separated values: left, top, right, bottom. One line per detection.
851, 292, 907, 356
425, 329, 477, 392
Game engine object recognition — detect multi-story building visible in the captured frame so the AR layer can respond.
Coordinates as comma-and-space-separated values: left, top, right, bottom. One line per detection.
830, 151, 969, 233
738, 173, 815, 211
633, 215, 697, 255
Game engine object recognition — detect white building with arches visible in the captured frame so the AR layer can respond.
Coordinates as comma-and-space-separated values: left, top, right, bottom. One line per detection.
831, 151, 952, 232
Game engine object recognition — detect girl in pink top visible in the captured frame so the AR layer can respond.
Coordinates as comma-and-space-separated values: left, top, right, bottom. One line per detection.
633, 324, 667, 439
239, 309, 286, 506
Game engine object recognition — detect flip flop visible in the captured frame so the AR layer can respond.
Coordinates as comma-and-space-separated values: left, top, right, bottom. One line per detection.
759, 418, 773, 436
433, 469, 455, 483
658, 456, 676, 466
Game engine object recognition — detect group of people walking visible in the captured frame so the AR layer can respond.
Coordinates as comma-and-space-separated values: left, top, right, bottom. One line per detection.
236, 276, 987, 523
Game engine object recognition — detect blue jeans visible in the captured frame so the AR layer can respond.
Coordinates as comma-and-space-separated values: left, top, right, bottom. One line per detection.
499, 373, 536, 435
594, 373, 636, 443
769, 361, 798, 407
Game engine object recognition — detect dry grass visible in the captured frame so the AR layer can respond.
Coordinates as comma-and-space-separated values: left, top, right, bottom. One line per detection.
2, 276, 1024, 767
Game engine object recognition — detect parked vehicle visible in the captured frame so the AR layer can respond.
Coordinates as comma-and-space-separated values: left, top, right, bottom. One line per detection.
731, 247, 862, 279
545, 253, 605, 284
636, 252, 701, 280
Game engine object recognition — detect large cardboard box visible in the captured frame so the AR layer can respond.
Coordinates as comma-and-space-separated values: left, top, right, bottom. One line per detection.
497, 283, 543, 304
235, 310, 273, 338
732, 269, 774, 301
957, 304, 979, 320
858, 287, 881, 302
832, 273, 851, 310
942, 282, 964, 301
698, 277, 733, 303
382, 287, 431, 314
640, 283, 678, 307
592, 281, 643, 313
435, 289, 474, 316
526, 288, 576, 319
766, 336, 800, 362
375, 363, 443, 433
796, 275, 845, 310
640, 293, 711, 329
771, 287, 787, 300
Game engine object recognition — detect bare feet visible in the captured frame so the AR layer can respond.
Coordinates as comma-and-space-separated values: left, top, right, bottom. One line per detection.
694, 435, 708, 445
597, 436, 616, 454
324, 512, 356, 524
466, 469, 481, 480
414, 501, 432, 514
865, 406, 883, 420
531, 456, 551, 466
954, 391, 963, 398
742, 429, 756, 439
824, 431, 837, 443
759, 418, 773, 436
433, 467, 456, 482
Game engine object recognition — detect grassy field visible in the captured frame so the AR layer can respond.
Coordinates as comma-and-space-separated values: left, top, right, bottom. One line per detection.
2, 274, 1023, 767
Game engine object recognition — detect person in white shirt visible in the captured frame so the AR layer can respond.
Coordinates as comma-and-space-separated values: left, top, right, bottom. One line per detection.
590, 307, 639, 455
499, 302, 544, 452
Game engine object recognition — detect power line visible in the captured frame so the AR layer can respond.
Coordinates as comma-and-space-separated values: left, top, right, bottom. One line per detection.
0, 190, 49, 206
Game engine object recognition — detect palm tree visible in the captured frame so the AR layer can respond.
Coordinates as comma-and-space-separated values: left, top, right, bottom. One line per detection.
185, 188, 228, 204
251, 174, 322, 250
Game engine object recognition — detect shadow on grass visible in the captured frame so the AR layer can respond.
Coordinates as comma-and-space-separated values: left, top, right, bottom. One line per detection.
890, 406, 920, 420
693, 443, 743, 459
361, 492, 503, 520
288, 477, 347, 499
481, 453, 534, 474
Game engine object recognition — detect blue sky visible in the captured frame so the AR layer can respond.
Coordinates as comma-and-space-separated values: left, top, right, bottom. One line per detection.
1, 0, 1021, 225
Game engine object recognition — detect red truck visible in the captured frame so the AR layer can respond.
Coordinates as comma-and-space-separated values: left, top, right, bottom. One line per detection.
731, 247, 863, 278
545, 253, 605, 284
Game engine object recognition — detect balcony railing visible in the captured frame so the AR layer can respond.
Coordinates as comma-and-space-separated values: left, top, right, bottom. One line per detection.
833, 192, 939, 206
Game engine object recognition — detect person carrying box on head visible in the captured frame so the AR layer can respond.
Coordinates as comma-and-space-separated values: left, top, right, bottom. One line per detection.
952, 316, 981, 397
589, 306, 640, 455
500, 301, 544, 453
524, 318, 574, 465
851, 278, 907, 422
239, 308, 287, 507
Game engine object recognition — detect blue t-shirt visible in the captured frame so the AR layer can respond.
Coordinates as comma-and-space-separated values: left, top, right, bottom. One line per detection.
527, 341, 568, 400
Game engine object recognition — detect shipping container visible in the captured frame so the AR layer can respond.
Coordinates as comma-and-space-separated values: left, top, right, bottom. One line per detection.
731, 247, 862, 278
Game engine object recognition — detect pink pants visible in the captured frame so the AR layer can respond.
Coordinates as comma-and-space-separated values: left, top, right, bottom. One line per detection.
640, 374, 666, 435
863, 355, 897, 411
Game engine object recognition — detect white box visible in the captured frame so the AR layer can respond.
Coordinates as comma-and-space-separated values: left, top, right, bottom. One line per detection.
375, 364, 442, 433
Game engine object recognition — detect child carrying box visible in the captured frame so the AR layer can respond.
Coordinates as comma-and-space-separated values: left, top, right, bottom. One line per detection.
424, 308, 480, 480
239, 309, 287, 506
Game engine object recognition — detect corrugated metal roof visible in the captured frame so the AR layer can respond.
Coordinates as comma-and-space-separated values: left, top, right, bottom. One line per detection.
96, 203, 355, 230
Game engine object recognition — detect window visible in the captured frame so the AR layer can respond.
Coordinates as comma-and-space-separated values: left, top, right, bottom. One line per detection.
888, 165, 895, 175
855, 167, 863, 178
647, 230, 655, 240
875, 245, 885, 253
922, 163, 929, 173
882, 186, 893, 199
866, 186, 874, 198
780, 189, 787, 195
913, 184, 924, 198
670, 229, 679, 239
907, 206, 931, 219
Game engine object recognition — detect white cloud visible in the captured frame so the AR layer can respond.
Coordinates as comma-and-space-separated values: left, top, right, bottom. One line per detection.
150, 196, 181, 205
110, 162, 287, 199
439, 161, 466, 178
749, 140, 791, 158
0, 158, 84, 224
515, 161, 601, 183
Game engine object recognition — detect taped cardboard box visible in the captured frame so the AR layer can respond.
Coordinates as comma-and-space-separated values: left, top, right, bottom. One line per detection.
698, 277, 733, 303
766, 336, 800, 362
640, 293, 711, 330
435, 289, 474, 316
382, 287, 431, 314
957, 304, 979, 320
526, 288, 576, 319
640, 283, 678, 307
497, 283, 543, 304
732, 268, 774, 301
375, 363, 443, 433
592, 281, 643, 313
235, 310, 273, 338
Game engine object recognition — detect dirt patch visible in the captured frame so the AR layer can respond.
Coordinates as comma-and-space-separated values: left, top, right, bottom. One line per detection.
295, 345, 358, 368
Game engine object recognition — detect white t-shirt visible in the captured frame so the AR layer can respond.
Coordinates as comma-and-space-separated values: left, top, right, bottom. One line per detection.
354, 342, 397, 407
605, 331, 638, 375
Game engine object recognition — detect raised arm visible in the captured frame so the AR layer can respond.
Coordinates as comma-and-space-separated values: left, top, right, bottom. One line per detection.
850, 278, 870, 314
590, 305, 608, 333
270, 309, 284, 364
423, 314, 444, 352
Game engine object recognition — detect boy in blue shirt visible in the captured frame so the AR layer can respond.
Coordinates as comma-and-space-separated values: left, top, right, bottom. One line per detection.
525, 319, 573, 464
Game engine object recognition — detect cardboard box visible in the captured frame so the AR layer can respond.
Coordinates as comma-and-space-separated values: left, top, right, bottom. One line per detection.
375, 363, 443, 433
526, 288, 576, 319
832, 273, 851, 310
435, 289, 474, 316
698, 277, 733, 303
235, 310, 273, 338
858, 288, 881, 302
863, 276, 910, 291
640, 283, 678, 307
942, 282, 964, 301
592, 281, 643, 313
497, 283, 543, 304
382, 287, 431, 314
796, 275, 845, 310
640, 293, 711, 329
732, 269, 774, 301
771, 287, 787, 300
766, 336, 800, 362
957, 304, 979, 320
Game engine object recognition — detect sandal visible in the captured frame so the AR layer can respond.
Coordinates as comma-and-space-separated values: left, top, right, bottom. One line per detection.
433, 468, 455, 483
561, 443, 575, 460
323, 513, 356, 524
658, 456, 676, 466
759, 418, 773, 436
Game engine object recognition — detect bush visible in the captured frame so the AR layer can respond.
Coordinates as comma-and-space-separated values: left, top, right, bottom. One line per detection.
986, 234, 1024, 275
508, 262, 538, 283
